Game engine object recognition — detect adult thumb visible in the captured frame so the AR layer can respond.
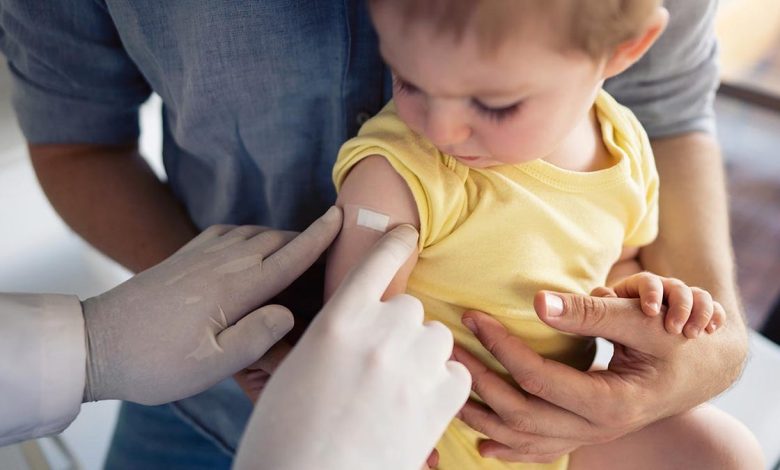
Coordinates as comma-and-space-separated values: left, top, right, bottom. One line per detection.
216, 304, 294, 373
534, 291, 669, 354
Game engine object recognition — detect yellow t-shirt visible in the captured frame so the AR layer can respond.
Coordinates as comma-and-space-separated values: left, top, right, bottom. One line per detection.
332, 90, 659, 470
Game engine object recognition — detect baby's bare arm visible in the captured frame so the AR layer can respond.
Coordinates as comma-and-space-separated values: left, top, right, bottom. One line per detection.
325, 155, 420, 302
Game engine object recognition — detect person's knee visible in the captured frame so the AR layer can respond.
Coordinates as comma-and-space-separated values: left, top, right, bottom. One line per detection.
680, 404, 764, 470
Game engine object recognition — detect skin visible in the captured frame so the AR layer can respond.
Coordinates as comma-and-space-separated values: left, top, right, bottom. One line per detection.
324, 3, 754, 467
29, 143, 198, 273
451, 133, 752, 464
25, 3, 752, 466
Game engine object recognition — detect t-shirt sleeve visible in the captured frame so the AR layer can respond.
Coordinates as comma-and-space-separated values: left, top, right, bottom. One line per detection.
333, 104, 466, 249
622, 107, 659, 247
0, 0, 151, 144
604, 0, 719, 138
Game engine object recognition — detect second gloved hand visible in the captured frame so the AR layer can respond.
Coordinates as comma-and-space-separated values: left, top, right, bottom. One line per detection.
234, 225, 471, 470
81, 207, 342, 405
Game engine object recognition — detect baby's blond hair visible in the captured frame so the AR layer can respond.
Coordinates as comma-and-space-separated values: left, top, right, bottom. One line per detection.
369, 0, 661, 58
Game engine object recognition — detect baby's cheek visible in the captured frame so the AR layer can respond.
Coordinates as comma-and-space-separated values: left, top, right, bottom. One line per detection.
395, 95, 425, 133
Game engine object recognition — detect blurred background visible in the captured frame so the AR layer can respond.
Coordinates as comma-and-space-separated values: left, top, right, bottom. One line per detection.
1, 1, 780, 469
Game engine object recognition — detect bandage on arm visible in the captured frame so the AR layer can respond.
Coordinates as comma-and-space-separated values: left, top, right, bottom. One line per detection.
325, 155, 420, 301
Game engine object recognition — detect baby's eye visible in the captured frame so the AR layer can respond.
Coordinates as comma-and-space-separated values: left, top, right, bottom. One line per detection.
393, 76, 420, 95
472, 99, 522, 123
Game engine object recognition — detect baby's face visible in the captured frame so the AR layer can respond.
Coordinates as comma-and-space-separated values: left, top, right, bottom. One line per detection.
373, 7, 608, 168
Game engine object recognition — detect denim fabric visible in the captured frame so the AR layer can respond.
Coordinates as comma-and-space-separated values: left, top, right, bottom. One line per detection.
0, 0, 719, 466
105, 402, 232, 470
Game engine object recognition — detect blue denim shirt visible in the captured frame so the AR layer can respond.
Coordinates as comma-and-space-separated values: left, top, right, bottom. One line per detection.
0, 0, 719, 455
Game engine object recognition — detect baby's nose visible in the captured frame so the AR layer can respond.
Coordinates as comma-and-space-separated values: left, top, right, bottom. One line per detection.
424, 103, 471, 147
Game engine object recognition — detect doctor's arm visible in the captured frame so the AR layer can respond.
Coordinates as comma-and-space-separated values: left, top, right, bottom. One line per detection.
0, 209, 341, 446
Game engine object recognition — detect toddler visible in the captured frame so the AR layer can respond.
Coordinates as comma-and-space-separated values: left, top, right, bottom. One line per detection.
325, 1, 761, 469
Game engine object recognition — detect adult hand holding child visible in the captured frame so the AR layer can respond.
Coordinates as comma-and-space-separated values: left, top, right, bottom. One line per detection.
455, 292, 762, 468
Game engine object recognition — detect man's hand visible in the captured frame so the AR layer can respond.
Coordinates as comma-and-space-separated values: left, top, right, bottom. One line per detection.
234, 225, 471, 470
80, 207, 342, 405
597, 272, 726, 338
454, 291, 739, 463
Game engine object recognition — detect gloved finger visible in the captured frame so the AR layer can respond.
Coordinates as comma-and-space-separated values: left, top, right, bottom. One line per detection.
408, 321, 455, 380
176, 224, 238, 254
235, 207, 343, 301
218, 208, 343, 323
246, 229, 299, 257
380, 293, 426, 331
203, 226, 288, 254
430, 361, 472, 422
215, 304, 294, 374
330, 224, 419, 317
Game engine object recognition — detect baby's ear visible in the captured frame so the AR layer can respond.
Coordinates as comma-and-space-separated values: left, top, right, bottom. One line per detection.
602, 7, 669, 79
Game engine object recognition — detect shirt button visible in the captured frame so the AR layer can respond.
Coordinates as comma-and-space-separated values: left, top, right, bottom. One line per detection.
356, 111, 372, 126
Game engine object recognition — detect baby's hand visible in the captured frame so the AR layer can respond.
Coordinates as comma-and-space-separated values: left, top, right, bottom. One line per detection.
591, 272, 725, 338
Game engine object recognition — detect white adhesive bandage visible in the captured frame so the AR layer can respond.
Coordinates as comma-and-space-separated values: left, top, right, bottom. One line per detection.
356, 208, 390, 232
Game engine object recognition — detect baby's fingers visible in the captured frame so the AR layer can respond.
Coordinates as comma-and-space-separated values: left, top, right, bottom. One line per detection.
705, 301, 726, 334
611, 272, 663, 316
590, 286, 617, 298
636, 274, 663, 317
682, 287, 713, 339
663, 279, 693, 335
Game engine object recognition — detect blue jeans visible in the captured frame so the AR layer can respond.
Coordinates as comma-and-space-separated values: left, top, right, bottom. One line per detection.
104, 380, 253, 469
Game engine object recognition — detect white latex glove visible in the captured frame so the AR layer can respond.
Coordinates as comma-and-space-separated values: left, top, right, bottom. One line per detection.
234, 225, 472, 470
81, 206, 342, 404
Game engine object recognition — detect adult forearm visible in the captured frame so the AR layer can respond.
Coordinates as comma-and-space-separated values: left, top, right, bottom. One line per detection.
29, 143, 198, 273
641, 133, 748, 389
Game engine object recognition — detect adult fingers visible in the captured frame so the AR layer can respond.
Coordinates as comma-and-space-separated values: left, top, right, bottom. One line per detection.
205, 226, 295, 256
408, 321, 456, 381
176, 224, 238, 254
453, 340, 595, 439
451, 344, 528, 419
220, 207, 342, 319
460, 311, 605, 419
328, 224, 418, 316
441, 360, 472, 408
478, 440, 571, 465
457, 401, 582, 457
215, 305, 293, 376
534, 291, 678, 355
256, 205, 343, 275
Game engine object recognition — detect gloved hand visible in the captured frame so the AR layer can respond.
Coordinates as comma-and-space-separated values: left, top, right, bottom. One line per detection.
81, 206, 342, 405
233, 225, 471, 470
